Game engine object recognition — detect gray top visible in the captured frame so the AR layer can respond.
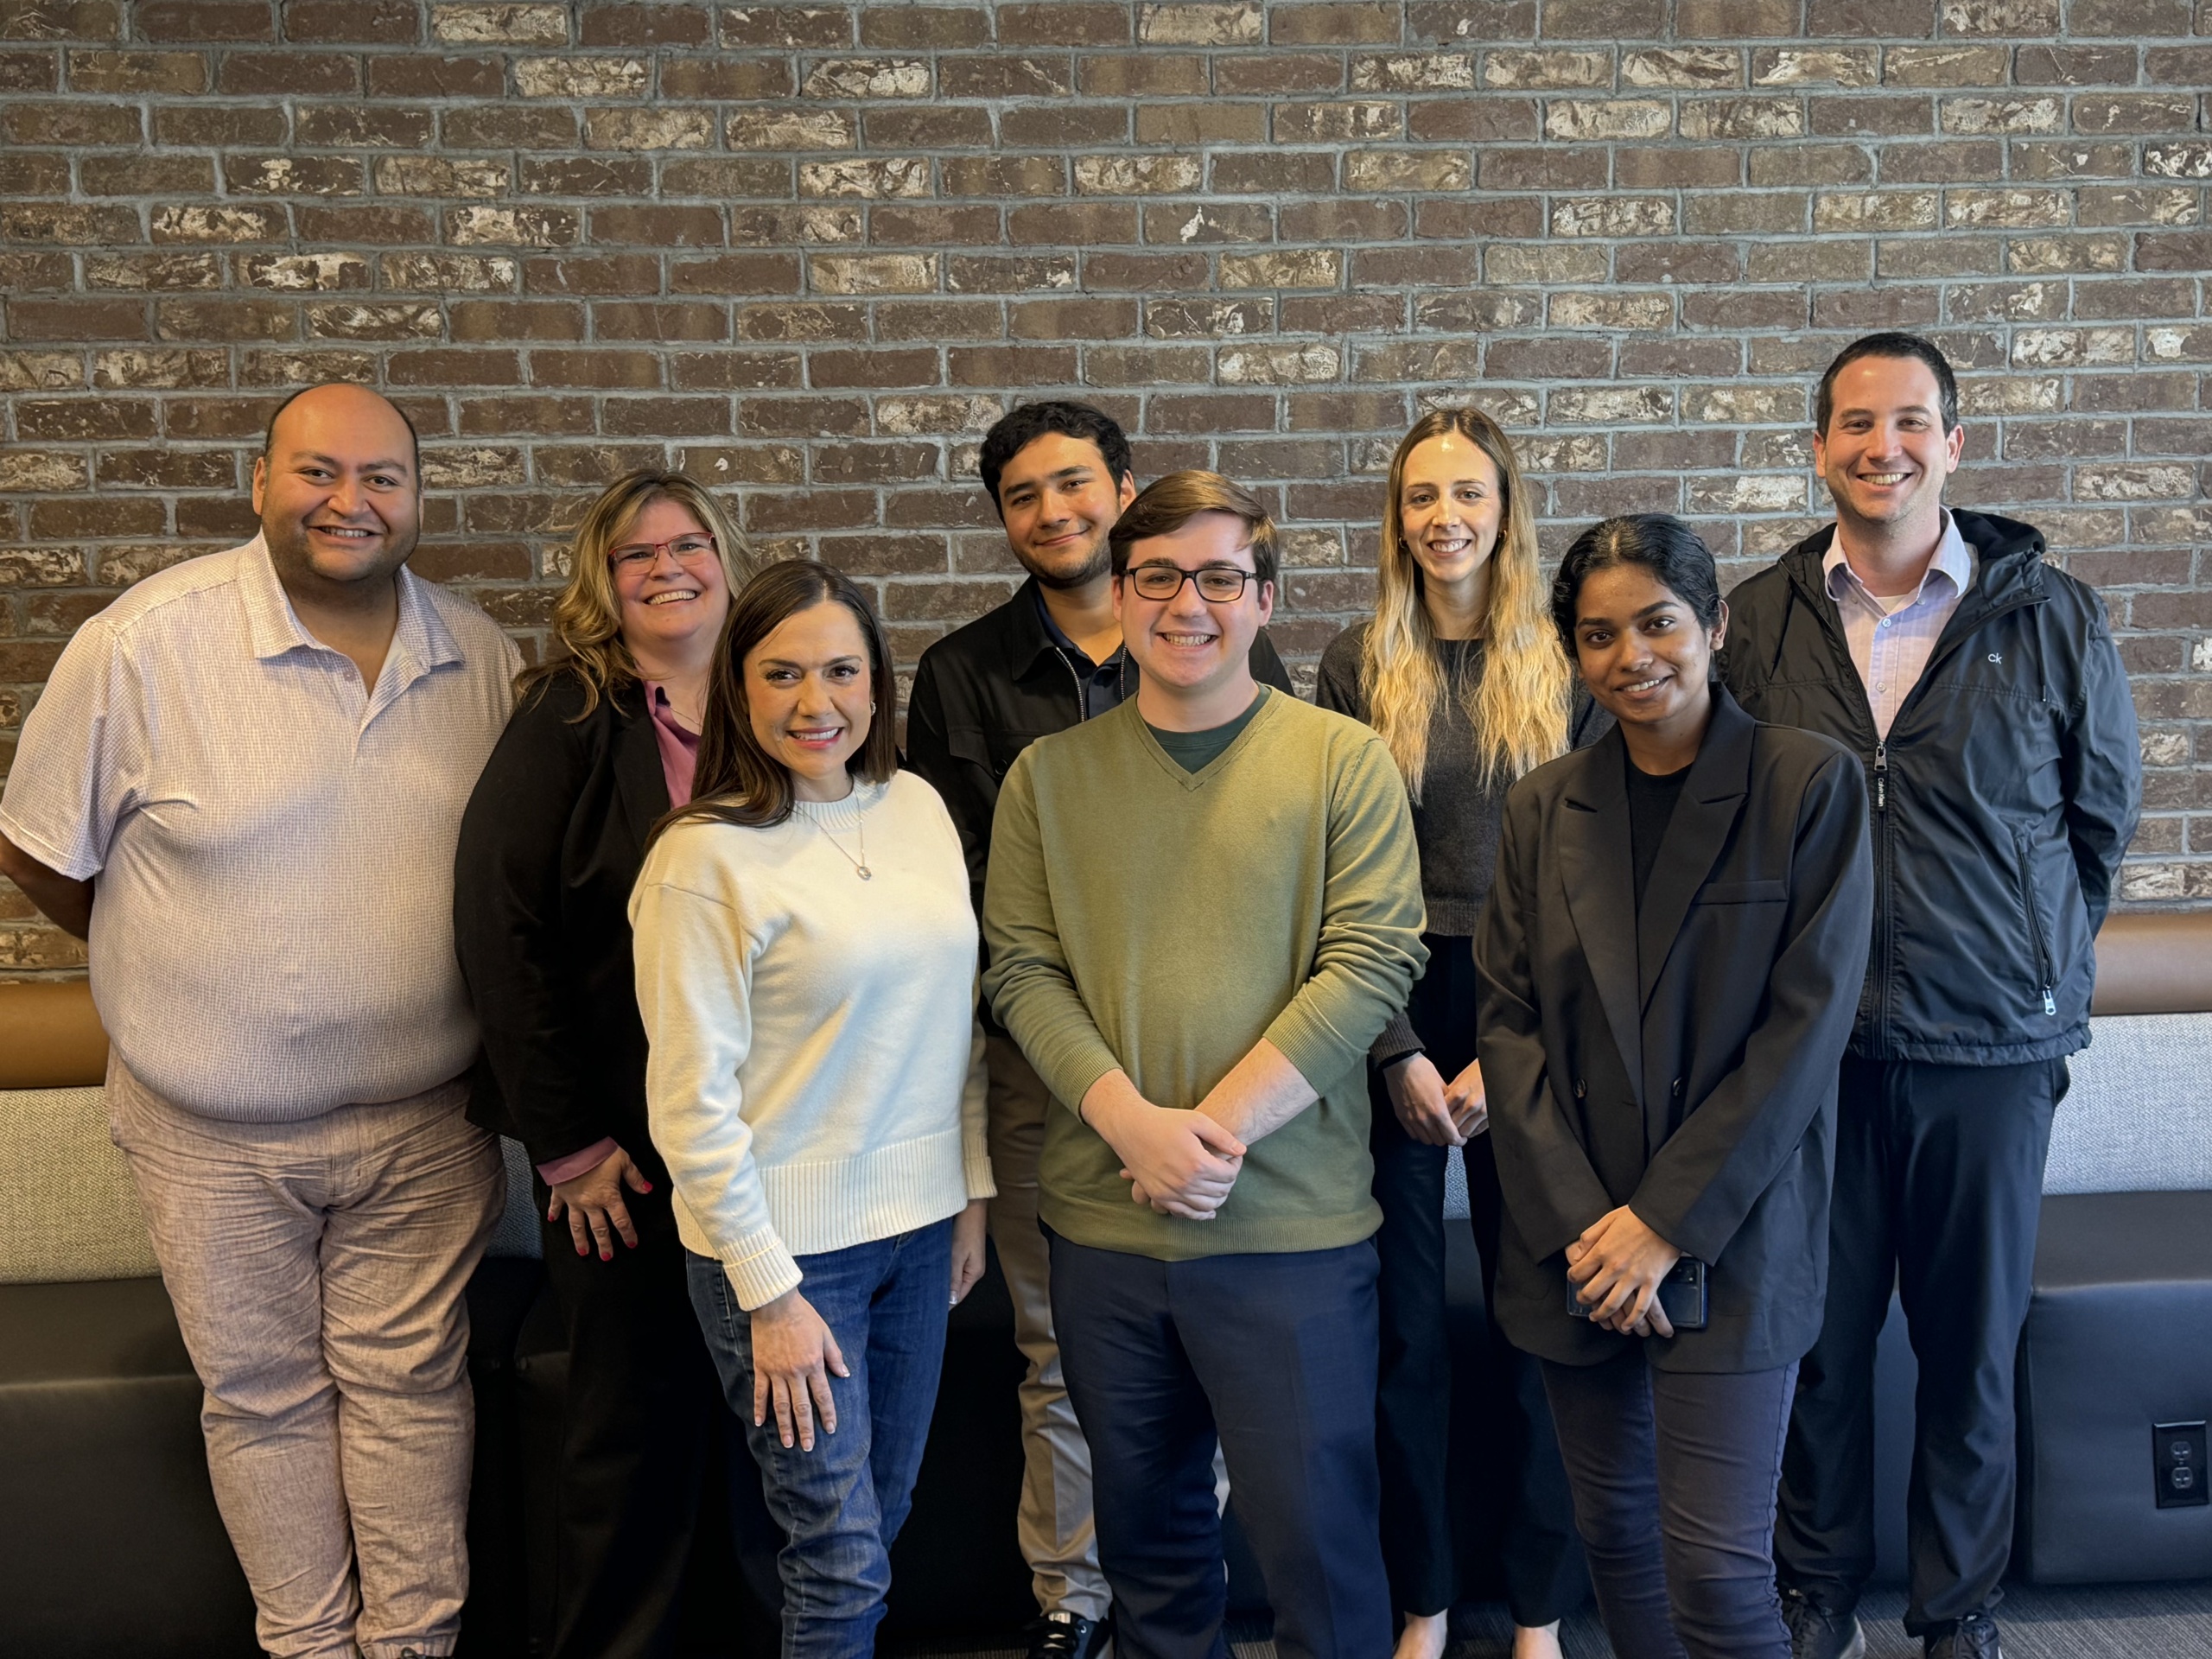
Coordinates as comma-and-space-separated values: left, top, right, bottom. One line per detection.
1316, 619, 1605, 1065
1316, 622, 1503, 939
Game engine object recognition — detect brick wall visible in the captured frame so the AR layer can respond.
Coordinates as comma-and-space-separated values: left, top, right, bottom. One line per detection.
3, 0, 2210, 973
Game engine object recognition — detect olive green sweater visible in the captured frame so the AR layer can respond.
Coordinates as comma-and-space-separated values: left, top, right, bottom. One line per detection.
981, 688, 1428, 1259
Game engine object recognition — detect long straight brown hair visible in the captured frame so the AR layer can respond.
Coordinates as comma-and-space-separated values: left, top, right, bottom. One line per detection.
651, 560, 899, 842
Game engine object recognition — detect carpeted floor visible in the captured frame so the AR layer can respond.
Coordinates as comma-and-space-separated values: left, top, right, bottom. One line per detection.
888, 1580, 2212, 1658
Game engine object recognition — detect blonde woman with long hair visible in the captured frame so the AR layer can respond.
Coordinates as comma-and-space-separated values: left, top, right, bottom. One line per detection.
1316, 410, 1601, 1659
454, 470, 755, 1657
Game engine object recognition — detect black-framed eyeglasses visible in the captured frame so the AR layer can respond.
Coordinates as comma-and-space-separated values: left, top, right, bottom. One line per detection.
1124, 563, 1259, 602
608, 532, 718, 572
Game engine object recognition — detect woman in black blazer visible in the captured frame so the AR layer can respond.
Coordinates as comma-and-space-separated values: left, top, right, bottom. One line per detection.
1476, 515, 1872, 1659
454, 470, 754, 1658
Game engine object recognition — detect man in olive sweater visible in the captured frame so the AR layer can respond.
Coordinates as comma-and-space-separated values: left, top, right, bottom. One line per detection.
983, 473, 1427, 1659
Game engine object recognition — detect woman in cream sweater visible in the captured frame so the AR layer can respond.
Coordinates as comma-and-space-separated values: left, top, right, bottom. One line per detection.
631, 559, 993, 1659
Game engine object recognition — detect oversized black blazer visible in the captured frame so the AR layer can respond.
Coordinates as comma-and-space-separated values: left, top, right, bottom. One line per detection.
1474, 687, 1873, 1374
454, 668, 674, 1178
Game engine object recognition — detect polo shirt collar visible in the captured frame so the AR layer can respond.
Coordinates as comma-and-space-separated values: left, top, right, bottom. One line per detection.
238, 532, 461, 686
1821, 510, 1973, 608
239, 533, 319, 660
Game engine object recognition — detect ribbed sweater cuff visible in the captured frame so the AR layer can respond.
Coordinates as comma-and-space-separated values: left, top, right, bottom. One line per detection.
1264, 1003, 1363, 1103
963, 1133, 996, 1202
1370, 1012, 1422, 1068
721, 1228, 803, 1313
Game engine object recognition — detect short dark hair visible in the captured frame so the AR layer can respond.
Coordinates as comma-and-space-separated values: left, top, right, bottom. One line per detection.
1815, 332, 1959, 435
1109, 470, 1278, 588
1551, 513, 1722, 652
976, 400, 1134, 518
262, 384, 422, 475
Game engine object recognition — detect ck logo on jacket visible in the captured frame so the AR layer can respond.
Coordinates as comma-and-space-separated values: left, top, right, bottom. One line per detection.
1717, 510, 2141, 1069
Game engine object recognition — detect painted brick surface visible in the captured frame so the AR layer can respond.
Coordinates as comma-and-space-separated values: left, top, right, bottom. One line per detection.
3, 1, 2211, 970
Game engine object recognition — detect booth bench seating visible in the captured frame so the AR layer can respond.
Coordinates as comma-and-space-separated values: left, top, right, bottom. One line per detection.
4, 912, 2207, 1656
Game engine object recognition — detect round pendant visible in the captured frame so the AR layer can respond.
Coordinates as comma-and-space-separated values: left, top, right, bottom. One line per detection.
856, 866, 873, 880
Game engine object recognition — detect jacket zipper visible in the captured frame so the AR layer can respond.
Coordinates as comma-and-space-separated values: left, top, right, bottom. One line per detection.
1058, 649, 1086, 724
1789, 580, 1893, 1051
2016, 836, 2057, 1016
1786, 556, 2047, 1055
1885, 587, 2054, 1030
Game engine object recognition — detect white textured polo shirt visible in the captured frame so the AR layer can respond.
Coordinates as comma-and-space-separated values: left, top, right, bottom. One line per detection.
0, 536, 520, 1122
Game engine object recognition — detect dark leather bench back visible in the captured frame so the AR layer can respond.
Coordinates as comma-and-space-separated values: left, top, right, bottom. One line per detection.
2090, 911, 2212, 1018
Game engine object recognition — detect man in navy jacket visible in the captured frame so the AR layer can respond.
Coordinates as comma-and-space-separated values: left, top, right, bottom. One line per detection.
1721, 334, 2140, 1659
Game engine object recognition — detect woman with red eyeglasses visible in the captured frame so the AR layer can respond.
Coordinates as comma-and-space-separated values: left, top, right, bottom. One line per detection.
454, 470, 759, 1657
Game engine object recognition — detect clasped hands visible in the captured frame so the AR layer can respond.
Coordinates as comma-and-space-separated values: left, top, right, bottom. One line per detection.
1565, 1205, 1683, 1338
1081, 1071, 1247, 1220
1383, 1052, 1487, 1147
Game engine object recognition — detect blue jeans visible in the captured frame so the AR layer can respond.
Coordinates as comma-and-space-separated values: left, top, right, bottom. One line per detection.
685, 1221, 953, 1659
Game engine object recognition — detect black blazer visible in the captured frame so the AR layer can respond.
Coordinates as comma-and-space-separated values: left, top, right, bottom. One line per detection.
454, 669, 673, 1178
1475, 687, 1873, 1374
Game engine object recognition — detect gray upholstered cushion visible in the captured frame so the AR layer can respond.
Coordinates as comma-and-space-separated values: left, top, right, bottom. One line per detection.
1435, 1010, 2212, 1224
486, 1135, 543, 1261
2046, 1013, 2212, 1196
1, 1083, 539, 1281
0, 1086, 160, 1285
1445, 1143, 1471, 1222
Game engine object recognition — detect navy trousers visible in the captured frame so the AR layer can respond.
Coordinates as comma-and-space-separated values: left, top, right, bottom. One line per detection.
1776, 1056, 2062, 1637
1046, 1231, 1394, 1659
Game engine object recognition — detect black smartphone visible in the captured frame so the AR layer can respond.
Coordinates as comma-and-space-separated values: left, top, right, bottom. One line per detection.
1567, 1257, 1709, 1332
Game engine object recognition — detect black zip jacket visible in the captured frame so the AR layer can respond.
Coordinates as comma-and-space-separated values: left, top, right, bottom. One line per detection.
1719, 511, 2140, 1066
906, 575, 1294, 915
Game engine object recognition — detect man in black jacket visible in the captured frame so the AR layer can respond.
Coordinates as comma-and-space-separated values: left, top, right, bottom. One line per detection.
906, 403, 1293, 1659
1720, 334, 2140, 1659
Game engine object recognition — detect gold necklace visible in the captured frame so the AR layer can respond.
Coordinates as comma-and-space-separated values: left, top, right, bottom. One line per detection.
807, 805, 871, 880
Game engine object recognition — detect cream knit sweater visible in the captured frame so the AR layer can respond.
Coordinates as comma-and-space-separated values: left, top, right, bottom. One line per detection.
632, 771, 994, 1310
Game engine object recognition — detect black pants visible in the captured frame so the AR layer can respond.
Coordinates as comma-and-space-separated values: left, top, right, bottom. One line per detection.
536, 1170, 728, 1659
1544, 1351, 1798, 1659
1048, 1231, 1393, 1659
1775, 1057, 2062, 1637
1370, 931, 1582, 1625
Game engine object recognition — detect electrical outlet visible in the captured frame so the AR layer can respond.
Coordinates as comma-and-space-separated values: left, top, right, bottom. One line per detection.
2154, 1421, 2209, 1510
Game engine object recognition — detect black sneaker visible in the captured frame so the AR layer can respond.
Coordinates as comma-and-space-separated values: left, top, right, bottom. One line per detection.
1925, 1612, 2001, 1659
1027, 1609, 1109, 1659
1782, 1587, 1866, 1659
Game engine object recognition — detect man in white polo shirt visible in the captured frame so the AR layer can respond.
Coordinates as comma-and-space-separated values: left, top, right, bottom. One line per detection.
0, 383, 520, 1659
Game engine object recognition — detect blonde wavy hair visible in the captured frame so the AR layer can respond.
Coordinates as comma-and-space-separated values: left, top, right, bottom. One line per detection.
1360, 409, 1571, 797
520, 470, 753, 717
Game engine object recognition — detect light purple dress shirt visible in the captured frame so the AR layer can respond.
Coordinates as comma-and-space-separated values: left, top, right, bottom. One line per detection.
1820, 512, 1977, 741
